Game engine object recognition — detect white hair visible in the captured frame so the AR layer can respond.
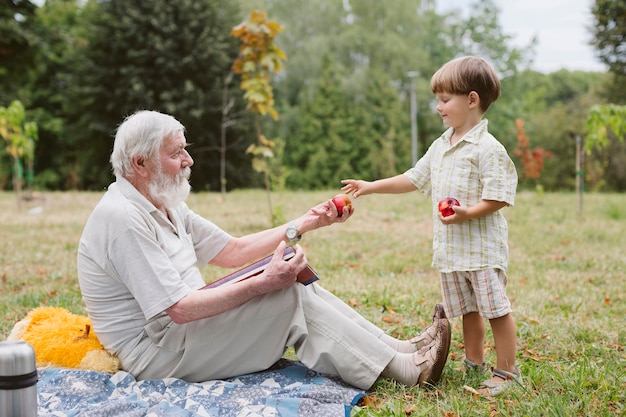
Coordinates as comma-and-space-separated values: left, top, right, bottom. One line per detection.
110, 110, 185, 178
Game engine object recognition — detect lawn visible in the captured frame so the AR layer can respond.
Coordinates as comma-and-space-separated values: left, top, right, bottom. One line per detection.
1, 190, 625, 416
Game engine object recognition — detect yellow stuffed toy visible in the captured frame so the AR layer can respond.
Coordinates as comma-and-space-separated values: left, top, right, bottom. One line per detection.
7, 306, 121, 373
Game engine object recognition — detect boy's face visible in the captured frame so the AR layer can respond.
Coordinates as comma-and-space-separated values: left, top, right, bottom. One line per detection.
434, 92, 472, 129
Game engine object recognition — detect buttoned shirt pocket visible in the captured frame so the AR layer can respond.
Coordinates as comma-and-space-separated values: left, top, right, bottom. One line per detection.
160, 231, 198, 276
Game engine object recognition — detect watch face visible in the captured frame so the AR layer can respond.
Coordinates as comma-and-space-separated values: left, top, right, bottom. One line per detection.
287, 226, 298, 239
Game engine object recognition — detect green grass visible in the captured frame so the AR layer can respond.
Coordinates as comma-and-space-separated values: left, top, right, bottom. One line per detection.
1, 190, 625, 416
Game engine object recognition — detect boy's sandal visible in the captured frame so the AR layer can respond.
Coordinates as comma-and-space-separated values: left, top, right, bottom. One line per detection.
463, 358, 487, 373
479, 368, 522, 397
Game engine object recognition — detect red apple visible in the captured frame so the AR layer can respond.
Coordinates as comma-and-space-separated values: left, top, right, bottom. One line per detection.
332, 194, 352, 217
438, 197, 460, 217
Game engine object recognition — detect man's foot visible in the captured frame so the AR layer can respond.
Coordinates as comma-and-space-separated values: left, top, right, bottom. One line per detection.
413, 314, 451, 387
409, 304, 446, 349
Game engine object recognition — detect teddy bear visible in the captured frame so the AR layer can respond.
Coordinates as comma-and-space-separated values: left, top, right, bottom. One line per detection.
7, 306, 121, 373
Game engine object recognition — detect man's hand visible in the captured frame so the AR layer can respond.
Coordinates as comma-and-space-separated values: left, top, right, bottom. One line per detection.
294, 197, 355, 235
256, 241, 307, 292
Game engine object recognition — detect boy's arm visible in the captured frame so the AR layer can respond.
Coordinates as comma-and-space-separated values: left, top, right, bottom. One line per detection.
440, 199, 507, 224
341, 175, 417, 198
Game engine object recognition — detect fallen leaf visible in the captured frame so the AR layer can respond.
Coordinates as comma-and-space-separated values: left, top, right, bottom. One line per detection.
463, 385, 481, 399
381, 315, 400, 324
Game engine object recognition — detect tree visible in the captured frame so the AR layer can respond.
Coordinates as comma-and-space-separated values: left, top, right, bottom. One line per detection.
0, 100, 38, 203
25, 0, 89, 190
285, 54, 371, 189
585, 104, 626, 151
513, 118, 552, 188
243, 0, 532, 190
65, 0, 246, 191
0, 0, 38, 104
231, 10, 286, 223
590, 0, 626, 102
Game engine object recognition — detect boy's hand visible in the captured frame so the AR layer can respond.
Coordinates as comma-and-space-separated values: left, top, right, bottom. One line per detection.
340, 179, 372, 198
438, 204, 467, 224
439, 200, 507, 224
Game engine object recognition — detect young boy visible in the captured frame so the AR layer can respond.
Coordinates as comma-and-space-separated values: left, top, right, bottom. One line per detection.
341, 56, 520, 396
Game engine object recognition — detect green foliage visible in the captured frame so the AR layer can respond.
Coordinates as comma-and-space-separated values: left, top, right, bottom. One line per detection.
590, 0, 626, 102
66, 0, 247, 190
0, 0, 38, 103
285, 54, 371, 189
0, 100, 38, 196
0, 100, 38, 161
489, 70, 609, 191
27, 0, 89, 190
2, 0, 623, 192
452, 0, 534, 77
583, 104, 626, 191
585, 104, 626, 151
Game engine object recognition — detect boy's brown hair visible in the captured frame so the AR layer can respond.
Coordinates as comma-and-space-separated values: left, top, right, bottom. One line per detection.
430, 56, 501, 113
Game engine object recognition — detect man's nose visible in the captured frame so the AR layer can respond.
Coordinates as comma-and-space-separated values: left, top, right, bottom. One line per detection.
182, 148, 194, 167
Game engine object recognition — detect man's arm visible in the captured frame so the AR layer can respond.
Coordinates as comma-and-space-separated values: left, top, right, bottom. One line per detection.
167, 196, 354, 323
166, 241, 306, 324
209, 197, 352, 269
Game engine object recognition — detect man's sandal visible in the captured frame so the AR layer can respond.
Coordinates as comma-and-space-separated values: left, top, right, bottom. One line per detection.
409, 304, 446, 349
414, 316, 451, 388
479, 368, 523, 397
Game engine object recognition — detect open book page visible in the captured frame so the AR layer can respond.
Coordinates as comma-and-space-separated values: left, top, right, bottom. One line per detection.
203, 245, 319, 289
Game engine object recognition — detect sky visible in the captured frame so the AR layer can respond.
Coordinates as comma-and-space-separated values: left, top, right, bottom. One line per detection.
438, 0, 607, 73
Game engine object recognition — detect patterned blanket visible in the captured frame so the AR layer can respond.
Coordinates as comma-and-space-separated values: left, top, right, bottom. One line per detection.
36, 359, 366, 417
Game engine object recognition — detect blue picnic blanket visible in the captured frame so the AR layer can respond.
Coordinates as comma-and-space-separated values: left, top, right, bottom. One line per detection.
36, 358, 366, 417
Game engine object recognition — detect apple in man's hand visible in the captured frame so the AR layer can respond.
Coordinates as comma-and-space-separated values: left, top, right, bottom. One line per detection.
438, 197, 460, 217
332, 194, 352, 217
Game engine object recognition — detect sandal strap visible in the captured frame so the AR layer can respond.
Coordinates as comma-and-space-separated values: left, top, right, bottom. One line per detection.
464, 358, 486, 371
492, 367, 520, 381
479, 368, 523, 396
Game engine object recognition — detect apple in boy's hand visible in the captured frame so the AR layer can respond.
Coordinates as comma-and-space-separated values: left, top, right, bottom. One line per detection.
332, 194, 352, 217
438, 197, 460, 217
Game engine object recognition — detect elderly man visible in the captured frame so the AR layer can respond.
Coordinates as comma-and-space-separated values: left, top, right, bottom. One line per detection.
77, 110, 450, 390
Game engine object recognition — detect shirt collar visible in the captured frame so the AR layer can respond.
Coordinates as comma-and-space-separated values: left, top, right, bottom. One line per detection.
442, 119, 489, 145
111, 176, 159, 214
112, 176, 185, 234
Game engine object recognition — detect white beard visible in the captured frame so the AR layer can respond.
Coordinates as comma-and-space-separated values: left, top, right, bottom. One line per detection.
148, 166, 192, 210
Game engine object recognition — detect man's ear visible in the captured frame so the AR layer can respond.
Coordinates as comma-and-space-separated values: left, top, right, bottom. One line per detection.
130, 156, 150, 177
468, 91, 480, 109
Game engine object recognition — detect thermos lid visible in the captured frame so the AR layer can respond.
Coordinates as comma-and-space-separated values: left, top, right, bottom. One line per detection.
0, 341, 37, 376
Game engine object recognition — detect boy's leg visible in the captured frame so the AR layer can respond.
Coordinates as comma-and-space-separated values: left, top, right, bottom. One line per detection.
489, 313, 517, 372
462, 311, 486, 365
477, 313, 519, 395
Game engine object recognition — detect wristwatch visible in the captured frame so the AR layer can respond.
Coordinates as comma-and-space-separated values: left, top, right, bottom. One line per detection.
286, 222, 302, 242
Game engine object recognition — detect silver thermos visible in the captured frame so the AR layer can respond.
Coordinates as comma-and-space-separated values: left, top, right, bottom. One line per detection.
0, 340, 38, 417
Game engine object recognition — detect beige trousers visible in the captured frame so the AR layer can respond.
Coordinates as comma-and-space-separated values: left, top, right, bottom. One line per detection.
122, 284, 396, 390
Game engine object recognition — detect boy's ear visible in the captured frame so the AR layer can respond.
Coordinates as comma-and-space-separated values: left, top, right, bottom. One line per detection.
468, 91, 480, 108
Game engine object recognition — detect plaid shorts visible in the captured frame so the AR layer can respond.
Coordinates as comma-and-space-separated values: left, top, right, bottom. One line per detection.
440, 269, 512, 319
